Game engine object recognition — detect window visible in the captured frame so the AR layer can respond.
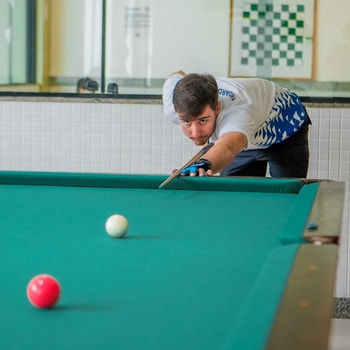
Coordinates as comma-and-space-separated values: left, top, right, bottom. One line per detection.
0, 0, 349, 99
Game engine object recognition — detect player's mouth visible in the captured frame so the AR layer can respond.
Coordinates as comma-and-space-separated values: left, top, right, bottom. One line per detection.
191, 137, 208, 146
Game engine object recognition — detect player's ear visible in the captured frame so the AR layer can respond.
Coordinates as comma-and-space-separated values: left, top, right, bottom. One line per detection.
215, 101, 221, 116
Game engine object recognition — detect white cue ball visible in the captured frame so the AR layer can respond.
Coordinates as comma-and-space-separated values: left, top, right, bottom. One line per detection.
105, 214, 129, 238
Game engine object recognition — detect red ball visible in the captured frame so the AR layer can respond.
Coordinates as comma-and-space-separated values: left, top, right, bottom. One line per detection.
27, 274, 61, 309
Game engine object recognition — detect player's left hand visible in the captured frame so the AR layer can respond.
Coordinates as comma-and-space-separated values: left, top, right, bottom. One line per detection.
180, 159, 212, 177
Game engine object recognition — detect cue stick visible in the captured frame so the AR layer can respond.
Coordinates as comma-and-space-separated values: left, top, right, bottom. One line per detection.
159, 142, 214, 189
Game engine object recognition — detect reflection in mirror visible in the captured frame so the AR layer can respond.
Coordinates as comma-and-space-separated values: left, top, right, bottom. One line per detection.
46, 0, 103, 93
0, 0, 35, 88
76, 77, 99, 93
0, 0, 350, 98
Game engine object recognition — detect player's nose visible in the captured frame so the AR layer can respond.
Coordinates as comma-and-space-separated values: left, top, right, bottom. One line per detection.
189, 124, 202, 138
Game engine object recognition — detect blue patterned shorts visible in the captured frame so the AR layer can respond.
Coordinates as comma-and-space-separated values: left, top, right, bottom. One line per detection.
253, 89, 309, 148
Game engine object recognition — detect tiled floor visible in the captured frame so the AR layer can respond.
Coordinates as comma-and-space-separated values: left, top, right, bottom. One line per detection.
329, 319, 350, 350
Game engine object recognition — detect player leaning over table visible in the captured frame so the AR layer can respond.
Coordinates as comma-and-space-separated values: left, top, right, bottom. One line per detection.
162, 71, 311, 177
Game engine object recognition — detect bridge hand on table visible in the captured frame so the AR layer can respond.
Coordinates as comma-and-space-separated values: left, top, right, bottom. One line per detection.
180, 159, 212, 176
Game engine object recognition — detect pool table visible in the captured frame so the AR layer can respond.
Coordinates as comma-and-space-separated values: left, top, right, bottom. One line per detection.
0, 171, 344, 350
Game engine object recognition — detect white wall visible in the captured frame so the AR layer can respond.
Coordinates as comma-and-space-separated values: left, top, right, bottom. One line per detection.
105, 0, 230, 79
315, 0, 350, 81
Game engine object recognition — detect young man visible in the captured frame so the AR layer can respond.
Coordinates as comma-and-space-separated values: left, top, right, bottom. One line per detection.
162, 71, 311, 178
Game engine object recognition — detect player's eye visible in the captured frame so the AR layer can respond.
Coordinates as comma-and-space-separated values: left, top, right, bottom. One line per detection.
199, 119, 207, 125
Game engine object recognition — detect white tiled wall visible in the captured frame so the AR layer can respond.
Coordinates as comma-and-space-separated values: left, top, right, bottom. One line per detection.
0, 100, 349, 297
307, 106, 350, 297
0, 101, 199, 174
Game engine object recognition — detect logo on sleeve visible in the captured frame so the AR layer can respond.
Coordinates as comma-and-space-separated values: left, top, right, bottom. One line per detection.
218, 88, 235, 101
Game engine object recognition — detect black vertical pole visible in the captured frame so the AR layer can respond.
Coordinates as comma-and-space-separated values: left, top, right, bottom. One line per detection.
26, 0, 36, 83
101, 0, 106, 93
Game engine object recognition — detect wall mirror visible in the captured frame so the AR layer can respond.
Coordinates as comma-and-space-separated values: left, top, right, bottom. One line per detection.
0, 0, 349, 98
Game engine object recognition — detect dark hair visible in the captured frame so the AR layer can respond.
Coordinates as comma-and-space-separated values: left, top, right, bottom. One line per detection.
173, 74, 218, 119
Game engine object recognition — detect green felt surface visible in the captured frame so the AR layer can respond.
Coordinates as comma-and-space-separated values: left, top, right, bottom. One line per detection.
0, 172, 319, 350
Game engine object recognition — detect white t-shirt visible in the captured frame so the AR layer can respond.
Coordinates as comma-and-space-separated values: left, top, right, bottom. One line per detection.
162, 74, 307, 149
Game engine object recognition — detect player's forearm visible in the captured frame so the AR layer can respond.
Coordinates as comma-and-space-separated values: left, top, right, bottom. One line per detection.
204, 133, 247, 174
205, 148, 238, 175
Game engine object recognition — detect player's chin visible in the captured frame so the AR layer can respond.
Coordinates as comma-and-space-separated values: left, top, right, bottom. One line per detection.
192, 138, 207, 146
